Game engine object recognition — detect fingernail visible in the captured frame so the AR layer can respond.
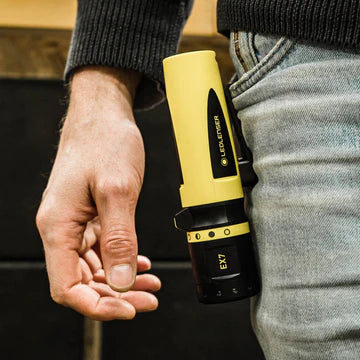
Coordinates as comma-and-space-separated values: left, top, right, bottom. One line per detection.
143, 257, 151, 269
110, 264, 134, 289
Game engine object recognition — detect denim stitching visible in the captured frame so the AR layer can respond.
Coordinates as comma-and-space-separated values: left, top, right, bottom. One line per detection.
239, 32, 257, 70
230, 38, 295, 97
231, 32, 249, 74
247, 32, 259, 66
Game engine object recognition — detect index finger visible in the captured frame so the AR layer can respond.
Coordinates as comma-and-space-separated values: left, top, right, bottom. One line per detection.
45, 241, 136, 320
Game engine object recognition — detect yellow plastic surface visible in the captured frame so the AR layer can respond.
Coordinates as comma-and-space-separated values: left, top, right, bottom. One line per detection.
187, 222, 250, 243
163, 51, 244, 207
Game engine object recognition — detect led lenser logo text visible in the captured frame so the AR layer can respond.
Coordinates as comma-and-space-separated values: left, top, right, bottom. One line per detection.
214, 115, 228, 167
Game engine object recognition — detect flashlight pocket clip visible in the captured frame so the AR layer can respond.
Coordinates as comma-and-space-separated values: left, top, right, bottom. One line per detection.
224, 85, 258, 188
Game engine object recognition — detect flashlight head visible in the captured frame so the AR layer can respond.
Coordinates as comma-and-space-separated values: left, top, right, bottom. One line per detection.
175, 199, 260, 303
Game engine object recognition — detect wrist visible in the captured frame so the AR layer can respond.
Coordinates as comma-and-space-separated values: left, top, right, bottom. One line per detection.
68, 66, 142, 118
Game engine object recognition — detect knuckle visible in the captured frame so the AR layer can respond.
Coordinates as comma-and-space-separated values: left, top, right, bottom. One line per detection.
35, 209, 46, 230
50, 288, 66, 305
36, 206, 59, 246
36, 195, 57, 230
36, 204, 53, 232
102, 229, 137, 258
97, 178, 136, 200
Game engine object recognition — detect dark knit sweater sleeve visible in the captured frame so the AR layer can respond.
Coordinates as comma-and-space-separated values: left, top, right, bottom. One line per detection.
65, 0, 193, 104
217, 0, 360, 50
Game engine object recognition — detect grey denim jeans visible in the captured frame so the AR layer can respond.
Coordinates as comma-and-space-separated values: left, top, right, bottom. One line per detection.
229, 32, 360, 359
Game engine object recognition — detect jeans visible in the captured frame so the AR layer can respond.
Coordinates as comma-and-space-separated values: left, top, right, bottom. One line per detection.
229, 32, 360, 359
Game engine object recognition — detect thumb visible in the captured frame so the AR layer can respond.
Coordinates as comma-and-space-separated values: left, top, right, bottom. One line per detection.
95, 180, 139, 292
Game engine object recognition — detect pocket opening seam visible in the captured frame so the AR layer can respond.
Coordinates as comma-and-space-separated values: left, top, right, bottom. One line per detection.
230, 38, 295, 96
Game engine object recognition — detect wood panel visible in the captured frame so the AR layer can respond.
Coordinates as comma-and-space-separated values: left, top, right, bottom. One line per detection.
0, 0, 76, 29
184, 0, 218, 36
0, 28, 71, 80
0, 28, 232, 82
0, 0, 217, 36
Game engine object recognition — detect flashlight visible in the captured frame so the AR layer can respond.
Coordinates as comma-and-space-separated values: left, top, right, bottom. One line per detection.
163, 51, 260, 304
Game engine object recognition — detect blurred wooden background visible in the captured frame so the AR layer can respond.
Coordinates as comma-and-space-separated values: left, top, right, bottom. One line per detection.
0, 0, 218, 35
0, 0, 233, 82
0, 0, 76, 29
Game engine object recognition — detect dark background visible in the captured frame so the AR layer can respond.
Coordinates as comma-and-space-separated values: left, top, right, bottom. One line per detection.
0, 78, 265, 360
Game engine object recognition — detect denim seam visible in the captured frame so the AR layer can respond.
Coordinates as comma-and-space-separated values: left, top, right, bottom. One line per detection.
230, 38, 295, 97
247, 32, 258, 66
230, 32, 247, 76
239, 32, 257, 70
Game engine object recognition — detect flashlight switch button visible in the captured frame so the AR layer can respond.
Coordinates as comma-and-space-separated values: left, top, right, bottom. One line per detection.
174, 208, 193, 231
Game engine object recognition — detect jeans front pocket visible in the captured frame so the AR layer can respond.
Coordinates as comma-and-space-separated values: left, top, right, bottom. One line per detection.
229, 31, 294, 97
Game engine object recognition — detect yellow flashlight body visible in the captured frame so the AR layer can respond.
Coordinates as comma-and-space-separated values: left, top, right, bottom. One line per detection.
163, 51, 260, 303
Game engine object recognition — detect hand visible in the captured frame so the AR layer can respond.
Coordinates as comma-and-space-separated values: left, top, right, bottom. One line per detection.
36, 67, 161, 320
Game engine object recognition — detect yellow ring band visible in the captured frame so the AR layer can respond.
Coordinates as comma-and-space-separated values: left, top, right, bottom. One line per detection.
187, 222, 250, 243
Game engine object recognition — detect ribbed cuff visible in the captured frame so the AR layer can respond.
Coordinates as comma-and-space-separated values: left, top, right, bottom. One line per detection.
217, 0, 360, 50
65, 0, 192, 107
